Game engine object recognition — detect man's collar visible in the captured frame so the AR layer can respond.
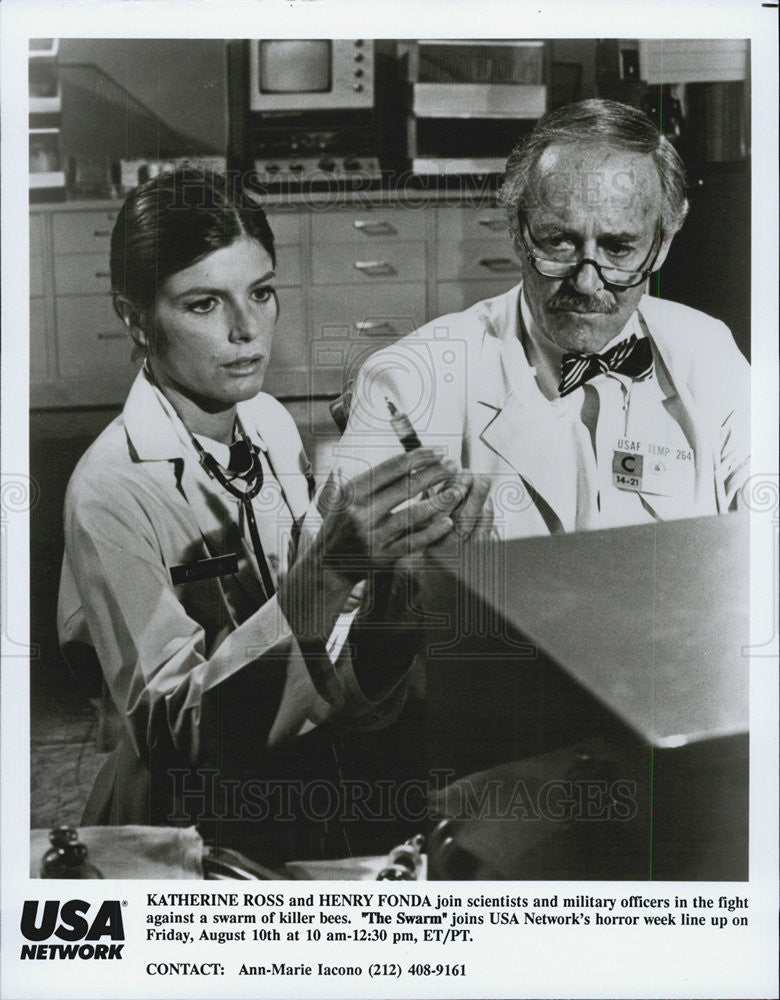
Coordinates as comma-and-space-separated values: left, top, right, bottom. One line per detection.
519, 289, 643, 398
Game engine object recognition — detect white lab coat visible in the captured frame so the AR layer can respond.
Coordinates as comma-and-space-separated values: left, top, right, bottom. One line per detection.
334, 284, 750, 539
57, 370, 409, 852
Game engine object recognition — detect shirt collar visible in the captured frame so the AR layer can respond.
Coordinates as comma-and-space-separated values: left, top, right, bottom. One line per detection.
193, 433, 232, 468
519, 289, 643, 398
123, 367, 269, 461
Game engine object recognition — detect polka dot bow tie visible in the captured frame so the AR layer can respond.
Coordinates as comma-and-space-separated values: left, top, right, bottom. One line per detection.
558, 334, 654, 398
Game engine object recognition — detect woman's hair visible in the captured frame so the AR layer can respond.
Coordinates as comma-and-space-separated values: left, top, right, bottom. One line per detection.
499, 98, 689, 245
110, 167, 276, 336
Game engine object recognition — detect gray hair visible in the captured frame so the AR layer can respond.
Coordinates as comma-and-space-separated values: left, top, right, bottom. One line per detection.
499, 98, 689, 244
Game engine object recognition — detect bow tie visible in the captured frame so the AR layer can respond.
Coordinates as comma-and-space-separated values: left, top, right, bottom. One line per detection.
558, 334, 654, 397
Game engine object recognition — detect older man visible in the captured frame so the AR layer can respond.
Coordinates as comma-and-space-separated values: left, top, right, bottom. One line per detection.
333, 99, 749, 539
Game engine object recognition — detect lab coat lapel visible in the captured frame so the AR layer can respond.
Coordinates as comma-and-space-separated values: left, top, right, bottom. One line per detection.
473, 291, 715, 528
474, 292, 578, 532
636, 304, 714, 517
237, 396, 312, 522
123, 372, 267, 621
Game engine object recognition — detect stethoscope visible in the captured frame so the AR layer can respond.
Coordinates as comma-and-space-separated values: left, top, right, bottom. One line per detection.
144, 363, 277, 604
189, 427, 277, 603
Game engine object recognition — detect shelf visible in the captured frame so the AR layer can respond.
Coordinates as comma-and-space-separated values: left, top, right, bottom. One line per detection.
413, 83, 547, 119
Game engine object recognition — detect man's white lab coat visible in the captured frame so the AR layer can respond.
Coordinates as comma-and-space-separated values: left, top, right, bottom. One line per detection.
334, 284, 750, 539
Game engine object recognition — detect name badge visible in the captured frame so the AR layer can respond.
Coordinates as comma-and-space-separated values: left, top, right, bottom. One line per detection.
612, 451, 644, 492
613, 440, 695, 497
170, 553, 239, 585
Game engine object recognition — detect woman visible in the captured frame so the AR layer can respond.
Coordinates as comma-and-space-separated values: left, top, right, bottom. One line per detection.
57, 169, 483, 864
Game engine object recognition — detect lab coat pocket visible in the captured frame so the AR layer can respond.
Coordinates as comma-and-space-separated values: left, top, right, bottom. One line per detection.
170, 572, 241, 648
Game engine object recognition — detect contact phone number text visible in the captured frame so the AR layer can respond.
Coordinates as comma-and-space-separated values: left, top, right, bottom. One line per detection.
369, 963, 466, 978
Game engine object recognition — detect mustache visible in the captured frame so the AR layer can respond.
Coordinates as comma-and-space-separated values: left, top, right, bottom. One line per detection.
547, 291, 618, 315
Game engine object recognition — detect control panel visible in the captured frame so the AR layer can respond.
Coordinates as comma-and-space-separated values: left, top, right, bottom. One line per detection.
252, 155, 381, 185
249, 118, 383, 184
230, 40, 405, 185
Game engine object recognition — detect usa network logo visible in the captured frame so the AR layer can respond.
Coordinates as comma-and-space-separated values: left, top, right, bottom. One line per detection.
20, 900, 125, 959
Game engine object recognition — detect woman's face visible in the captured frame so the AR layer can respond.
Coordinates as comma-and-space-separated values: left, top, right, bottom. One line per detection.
145, 235, 277, 410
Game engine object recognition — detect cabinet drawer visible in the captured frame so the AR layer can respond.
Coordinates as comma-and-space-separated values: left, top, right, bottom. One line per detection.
265, 210, 303, 246
312, 207, 426, 244
310, 283, 426, 340
55, 291, 305, 399
54, 254, 113, 296
312, 242, 426, 285
52, 210, 119, 255
309, 283, 426, 395
437, 279, 516, 316
272, 246, 301, 287
263, 288, 306, 392
437, 239, 522, 281
30, 215, 46, 297
55, 295, 137, 380
52, 208, 302, 255
54, 245, 302, 295
30, 297, 49, 380
436, 205, 509, 244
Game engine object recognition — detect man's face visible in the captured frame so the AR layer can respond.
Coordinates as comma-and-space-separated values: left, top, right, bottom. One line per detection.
518, 141, 671, 354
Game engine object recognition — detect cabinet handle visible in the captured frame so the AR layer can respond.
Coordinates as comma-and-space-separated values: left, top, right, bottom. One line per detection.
478, 257, 520, 273
478, 218, 506, 232
353, 220, 397, 236
355, 320, 397, 336
93, 230, 112, 237
94, 271, 111, 279
353, 260, 396, 276
97, 332, 126, 341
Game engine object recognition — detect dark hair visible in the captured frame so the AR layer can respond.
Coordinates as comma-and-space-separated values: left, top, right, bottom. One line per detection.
110, 167, 276, 317
499, 98, 689, 244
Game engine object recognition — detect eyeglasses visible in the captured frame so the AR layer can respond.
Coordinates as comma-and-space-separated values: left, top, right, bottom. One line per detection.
517, 217, 661, 289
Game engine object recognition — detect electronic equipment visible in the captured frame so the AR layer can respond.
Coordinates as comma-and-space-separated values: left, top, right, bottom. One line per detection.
247, 116, 382, 185
248, 39, 374, 112
229, 40, 404, 187
404, 40, 549, 176
29, 38, 65, 201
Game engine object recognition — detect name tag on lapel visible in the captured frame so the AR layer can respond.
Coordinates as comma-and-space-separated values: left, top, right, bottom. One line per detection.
613, 437, 695, 498
612, 450, 644, 492
170, 553, 239, 586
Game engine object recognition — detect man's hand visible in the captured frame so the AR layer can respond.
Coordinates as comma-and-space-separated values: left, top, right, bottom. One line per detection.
316, 448, 465, 581
443, 470, 493, 539
278, 452, 493, 688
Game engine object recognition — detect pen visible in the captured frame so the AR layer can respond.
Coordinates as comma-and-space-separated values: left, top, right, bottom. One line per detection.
386, 399, 423, 452
387, 399, 457, 510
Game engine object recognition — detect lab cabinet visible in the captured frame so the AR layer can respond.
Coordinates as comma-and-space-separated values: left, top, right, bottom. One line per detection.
30, 206, 133, 407
30, 215, 47, 296
55, 295, 136, 381
308, 282, 428, 396
436, 239, 521, 282
30, 198, 514, 408
52, 210, 117, 254
28, 182, 750, 407
30, 203, 310, 405
312, 241, 426, 285
310, 205, 427, 244
29, 298, 50, 382
435, 203, 518, 315
435, 203, 508, 243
